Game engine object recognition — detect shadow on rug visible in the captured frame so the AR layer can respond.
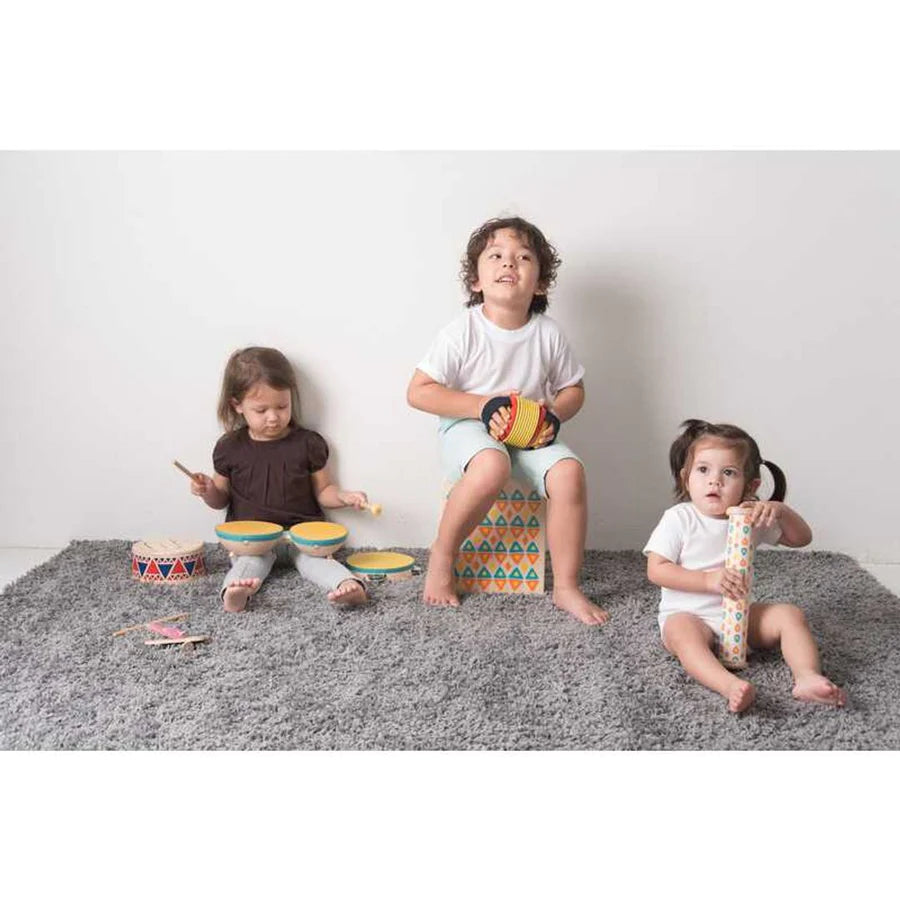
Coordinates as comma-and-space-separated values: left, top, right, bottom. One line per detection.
1, 542, 897, 750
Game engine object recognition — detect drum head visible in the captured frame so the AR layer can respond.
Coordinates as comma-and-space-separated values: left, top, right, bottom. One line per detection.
346, 551, 415, 575
289, 521, 348, 546
132, 538, 204, 556
215, 520, 284, 541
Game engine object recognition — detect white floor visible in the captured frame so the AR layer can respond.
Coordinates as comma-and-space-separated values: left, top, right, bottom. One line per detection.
2, 546, 900, 596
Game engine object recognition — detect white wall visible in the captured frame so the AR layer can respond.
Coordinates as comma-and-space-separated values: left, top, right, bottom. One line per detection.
2, 152, 898, 561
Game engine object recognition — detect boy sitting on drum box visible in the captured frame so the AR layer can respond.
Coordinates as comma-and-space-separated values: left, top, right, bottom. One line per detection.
407, 216, 608, 625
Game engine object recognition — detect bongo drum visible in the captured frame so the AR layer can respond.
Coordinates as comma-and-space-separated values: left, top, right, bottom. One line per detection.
215, 520, 285, 556
346, 551, 415, 581
131, 539, 206, 583
288, 521, 348, 557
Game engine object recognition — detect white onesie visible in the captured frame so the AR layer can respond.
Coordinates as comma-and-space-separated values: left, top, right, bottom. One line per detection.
643, 502, 782, 634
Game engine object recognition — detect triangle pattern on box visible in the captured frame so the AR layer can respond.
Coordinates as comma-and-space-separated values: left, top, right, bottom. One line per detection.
443, 477, 545, 595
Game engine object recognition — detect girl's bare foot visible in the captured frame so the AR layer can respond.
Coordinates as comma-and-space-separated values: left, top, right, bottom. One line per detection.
725, 678, 756, 714
552, 586, 609, 625
422, 547, 460, 607
792, 672, 847, 706
328, 579, 368, 606
223, 578, 260, 612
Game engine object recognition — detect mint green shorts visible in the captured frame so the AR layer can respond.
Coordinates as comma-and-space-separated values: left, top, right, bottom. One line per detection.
437, 417, 583, 499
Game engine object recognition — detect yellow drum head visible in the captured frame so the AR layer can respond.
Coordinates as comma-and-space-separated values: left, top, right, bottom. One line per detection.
215, 520, 284, 542
289, 521, 349, 546
346, 551, 415, 575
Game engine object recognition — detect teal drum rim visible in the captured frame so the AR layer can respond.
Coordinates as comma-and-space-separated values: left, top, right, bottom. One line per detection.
288, 531, 348, 548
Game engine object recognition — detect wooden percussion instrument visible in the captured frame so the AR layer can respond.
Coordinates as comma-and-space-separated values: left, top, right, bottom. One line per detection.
215, 520, 285, 556
346, 551, 415, 581
131, 539, 206, 583
480, 395, 560, 450
288, 521, 349, 557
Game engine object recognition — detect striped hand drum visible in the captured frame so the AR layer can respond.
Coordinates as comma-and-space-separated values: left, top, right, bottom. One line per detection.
480, 395, 561, 450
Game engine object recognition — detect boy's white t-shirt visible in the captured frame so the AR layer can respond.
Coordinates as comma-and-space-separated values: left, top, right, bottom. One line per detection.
416, 306, 585, 406
643, 502, 782, 627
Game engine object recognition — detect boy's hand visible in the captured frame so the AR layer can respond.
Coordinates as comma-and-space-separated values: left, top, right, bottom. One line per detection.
190, 472, 216, 499
529, 401, 556, 448
480, 391, 519, 440
337, 490, 368, 510
741, 499, 783, 529
704, 567, 748, 599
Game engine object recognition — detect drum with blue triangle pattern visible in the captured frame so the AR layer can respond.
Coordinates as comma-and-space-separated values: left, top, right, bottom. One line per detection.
132, 539, 206, 584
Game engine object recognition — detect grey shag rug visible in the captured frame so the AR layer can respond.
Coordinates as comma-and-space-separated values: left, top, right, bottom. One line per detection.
1, 542, 897, 750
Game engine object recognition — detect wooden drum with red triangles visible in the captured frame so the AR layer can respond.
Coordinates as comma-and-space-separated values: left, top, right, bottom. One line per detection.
131, 538, 206, 584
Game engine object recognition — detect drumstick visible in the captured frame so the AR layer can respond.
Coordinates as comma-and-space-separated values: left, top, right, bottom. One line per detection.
112, 612, 189, 637
362, 502, 383, 517
173, 459, 201, 482
145, 635, 209, 647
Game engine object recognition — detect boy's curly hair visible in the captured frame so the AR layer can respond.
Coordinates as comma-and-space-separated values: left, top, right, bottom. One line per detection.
460, 216, 561, 315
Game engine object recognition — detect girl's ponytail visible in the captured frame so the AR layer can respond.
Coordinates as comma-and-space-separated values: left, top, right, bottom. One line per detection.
762, 460, 787, 502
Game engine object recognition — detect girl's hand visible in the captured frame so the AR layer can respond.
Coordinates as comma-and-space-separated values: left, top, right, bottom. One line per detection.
190, 472, 216, 499
337, 490, 368, 510
704, 567, 748, 600
741, 499, 783, 529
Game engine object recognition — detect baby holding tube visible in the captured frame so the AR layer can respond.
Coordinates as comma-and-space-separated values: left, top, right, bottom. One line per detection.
643, 419, 846, 714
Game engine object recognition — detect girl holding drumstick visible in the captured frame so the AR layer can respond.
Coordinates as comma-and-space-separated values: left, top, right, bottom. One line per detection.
190, 346, 369, 612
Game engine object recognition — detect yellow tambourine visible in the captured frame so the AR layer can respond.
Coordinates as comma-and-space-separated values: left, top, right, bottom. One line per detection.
215, 520, 285, 556
288, 521, 349, 557
346, 551, 416, 581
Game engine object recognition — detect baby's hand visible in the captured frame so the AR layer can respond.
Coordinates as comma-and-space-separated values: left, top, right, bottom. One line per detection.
704, 567, 748, 599
338, 490, 368, 510
190, 472, 215, 499
741, 499, 783, 529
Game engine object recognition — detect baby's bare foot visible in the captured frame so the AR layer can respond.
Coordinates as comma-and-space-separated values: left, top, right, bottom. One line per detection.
552, 586, 609, 626
223, 578, 259, 612
726, 679, 756, 714
792, 673, 846, 707
422, 548, 460, 607
328, 579, 368, 607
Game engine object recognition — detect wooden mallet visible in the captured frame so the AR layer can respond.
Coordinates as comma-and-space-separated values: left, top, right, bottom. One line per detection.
173, 459, 201, 483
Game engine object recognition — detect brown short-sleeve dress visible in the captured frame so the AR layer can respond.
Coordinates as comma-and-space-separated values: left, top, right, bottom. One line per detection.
212, 426, 329, 529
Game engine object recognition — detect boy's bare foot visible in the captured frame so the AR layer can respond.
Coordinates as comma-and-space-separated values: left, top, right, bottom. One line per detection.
422, 548, 460, 607
792, 672, 847, 706
725, 678, 756, 714
328, 579, 368, 606
552, 586, 609, 625
223, 578, 260, 612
